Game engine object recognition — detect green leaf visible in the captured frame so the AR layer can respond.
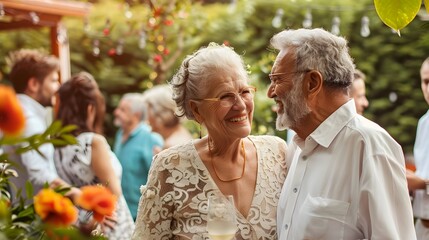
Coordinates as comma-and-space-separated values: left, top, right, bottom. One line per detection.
374, 0, 421, 34
50, 139, 70, 146
57, 124, 77, 135
25, 182, 33, 200
60, 134, 78, 145
43, 120, 62, 137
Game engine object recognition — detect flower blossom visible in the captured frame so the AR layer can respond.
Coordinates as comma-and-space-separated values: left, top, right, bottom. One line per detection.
0, 85, 25, 136
76, 185, 117, 222
34, 189, 78, 226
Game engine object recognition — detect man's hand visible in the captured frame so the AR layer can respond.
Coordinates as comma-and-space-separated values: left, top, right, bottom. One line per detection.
406, 169, 425, 191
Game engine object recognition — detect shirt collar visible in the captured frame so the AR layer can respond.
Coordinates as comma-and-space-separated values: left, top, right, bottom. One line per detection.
129, 122, 151, 137
294, 99, 356, 152
309, 99, 356, 148
17, 94, 47, 118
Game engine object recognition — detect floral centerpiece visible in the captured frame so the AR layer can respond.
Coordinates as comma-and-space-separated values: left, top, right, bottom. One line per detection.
0, 84, 116, 239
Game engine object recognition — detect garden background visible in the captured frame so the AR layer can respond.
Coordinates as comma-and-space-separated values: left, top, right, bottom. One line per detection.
1, 0, 429, 155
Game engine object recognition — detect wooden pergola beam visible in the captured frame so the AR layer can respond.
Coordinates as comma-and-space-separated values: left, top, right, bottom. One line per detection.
0, 0, 91, 18
0, 0, 92, 82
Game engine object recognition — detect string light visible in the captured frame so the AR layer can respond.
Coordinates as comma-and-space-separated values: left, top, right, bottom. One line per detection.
302, 8, 312, 28
92, 39, 100, 57
116, 38, 124, 55
29, 11, 40, 24
228, 0, 237, 13
331, 16, 340, 35
57, 25, 68, 44
360, 16, 370, 37
139, 30, 147, 49
124, 3, 133, 19
389, 92, 398, 103
272, 9, 284, 28
84, 18, 91, 33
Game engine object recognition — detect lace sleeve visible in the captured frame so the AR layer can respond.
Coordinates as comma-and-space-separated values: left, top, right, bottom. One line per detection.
132, 152, 175, 240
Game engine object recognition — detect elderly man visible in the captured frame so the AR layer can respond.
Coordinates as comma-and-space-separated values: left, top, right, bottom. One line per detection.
267, 28, 416, 239
113, 93, 163, 220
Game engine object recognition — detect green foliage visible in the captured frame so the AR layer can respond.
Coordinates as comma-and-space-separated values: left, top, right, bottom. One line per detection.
349, 11, 429, 153
0, 121, 104, 240
1, 0, 429, 153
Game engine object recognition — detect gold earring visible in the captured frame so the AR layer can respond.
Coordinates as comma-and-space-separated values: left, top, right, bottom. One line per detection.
199, 124, 202, 139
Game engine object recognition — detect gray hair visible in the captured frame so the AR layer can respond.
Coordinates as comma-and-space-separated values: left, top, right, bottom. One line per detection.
270, 28, 355, 91
142, 84, 180, 128
121, 93, 146, 121
353, 69, 366, 82
169, 43, 248, 120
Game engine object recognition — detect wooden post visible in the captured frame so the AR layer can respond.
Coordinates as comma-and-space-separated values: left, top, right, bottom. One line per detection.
50, 23, 70, 83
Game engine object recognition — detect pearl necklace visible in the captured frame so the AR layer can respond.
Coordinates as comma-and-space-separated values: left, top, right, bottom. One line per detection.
208, 138, 246, 182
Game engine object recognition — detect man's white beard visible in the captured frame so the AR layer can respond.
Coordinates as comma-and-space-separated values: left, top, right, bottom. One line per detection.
276, 112, 290, 131
113, 118, 122, 128
275, 80, 311, 131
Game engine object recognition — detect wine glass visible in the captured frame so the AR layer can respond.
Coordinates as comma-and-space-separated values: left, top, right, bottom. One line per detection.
206, 195, 238, 240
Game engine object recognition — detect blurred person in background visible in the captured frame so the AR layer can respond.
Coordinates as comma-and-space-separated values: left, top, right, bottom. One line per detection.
54, 72, 134, 239
142, 84, 193, 151
113, 93, 163, 220
406, 56, 429, 240
351, 69, 369, 115
3, 49, 79, 202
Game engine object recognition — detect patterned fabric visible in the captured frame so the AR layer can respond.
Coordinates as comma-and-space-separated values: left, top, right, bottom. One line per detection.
54, 132, 135, 240
132, 135, 287, 240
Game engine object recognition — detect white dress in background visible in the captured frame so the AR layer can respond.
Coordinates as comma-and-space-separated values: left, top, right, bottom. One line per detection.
54, 132, 135, 239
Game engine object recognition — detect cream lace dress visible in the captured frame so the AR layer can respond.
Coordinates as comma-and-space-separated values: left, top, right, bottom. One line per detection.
132, 135, 287, 240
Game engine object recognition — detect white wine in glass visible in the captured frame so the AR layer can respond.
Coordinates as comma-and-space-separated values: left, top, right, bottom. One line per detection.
207, 195, 237, 240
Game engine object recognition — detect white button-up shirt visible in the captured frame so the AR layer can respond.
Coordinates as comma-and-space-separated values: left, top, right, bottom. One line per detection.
277, 100, 416, 240
413, 110, 429, 219
6, 94, 57, 200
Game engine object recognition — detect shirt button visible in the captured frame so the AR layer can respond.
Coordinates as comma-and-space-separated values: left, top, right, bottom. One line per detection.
284, 224, 288, 230
302, 155, 307, 160
293, 188, 298, 193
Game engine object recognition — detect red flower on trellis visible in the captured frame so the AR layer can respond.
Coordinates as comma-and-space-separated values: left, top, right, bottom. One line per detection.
153, 54, 163, 63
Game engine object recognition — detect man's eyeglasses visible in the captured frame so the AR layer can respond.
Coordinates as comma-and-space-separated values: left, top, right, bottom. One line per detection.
269, 70, 310, 83
194, 86, 257, 107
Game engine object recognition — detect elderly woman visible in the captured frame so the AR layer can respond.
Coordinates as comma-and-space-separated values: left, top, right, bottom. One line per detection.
132, 44, 287, 239
142, 84, 193, 150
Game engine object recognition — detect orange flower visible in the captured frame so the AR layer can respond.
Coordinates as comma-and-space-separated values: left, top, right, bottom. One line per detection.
76, 185, 117, 222
0, 85, 25, 136
34, 189, 78, 226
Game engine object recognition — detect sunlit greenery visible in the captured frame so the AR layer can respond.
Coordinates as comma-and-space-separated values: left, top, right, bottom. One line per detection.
1, 0, 429, 153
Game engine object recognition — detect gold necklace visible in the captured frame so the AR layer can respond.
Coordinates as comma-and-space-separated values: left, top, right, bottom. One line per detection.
208, 138, 246, 182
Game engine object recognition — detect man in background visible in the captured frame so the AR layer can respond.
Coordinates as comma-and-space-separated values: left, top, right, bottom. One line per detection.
4, 49, 79, 201
113, 93, 163, 220
406, 56, 429, 239
351, 69, 369, 115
